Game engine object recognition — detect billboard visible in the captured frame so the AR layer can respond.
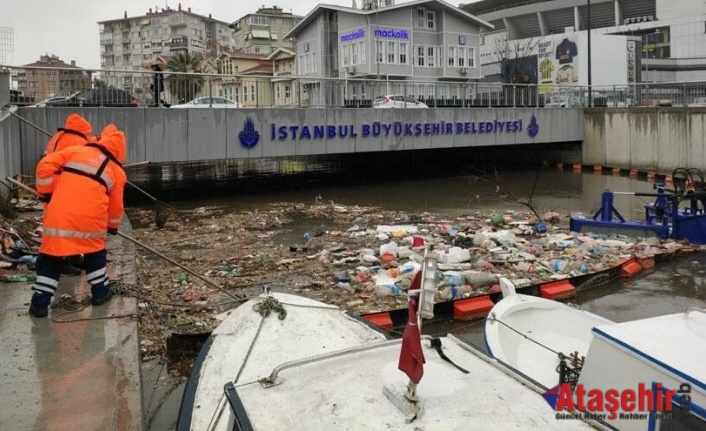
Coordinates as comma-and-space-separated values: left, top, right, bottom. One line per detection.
538, 34, 580, 94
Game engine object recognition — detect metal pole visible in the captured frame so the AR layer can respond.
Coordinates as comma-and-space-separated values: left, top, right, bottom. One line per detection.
587, 0, 592, 107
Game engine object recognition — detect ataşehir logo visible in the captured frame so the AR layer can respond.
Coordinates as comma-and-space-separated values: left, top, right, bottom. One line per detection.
239, 117, 260, 149
543, 382, 692, 421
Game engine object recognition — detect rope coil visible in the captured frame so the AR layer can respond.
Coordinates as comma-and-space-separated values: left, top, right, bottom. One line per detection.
252, 296, 287, 320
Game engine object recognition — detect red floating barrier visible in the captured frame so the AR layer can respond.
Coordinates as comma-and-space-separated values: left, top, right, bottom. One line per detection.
363, 312, 393, 330
620, 259, 643, 278
453, 296, 494, 321
540, 280, 576, 300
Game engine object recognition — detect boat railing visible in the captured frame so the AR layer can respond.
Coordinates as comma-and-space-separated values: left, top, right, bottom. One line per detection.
252, 338, 431, 389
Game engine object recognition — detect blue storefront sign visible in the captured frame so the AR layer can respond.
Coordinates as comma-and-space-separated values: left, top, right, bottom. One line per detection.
340, 29, 365, 42
374, 28, 410, 40
264, 119, 537, 141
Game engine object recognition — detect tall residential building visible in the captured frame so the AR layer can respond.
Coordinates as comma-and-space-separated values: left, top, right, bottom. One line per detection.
15, 54, 91, 103
230, 6, 303, 54
98, 3, 235, 102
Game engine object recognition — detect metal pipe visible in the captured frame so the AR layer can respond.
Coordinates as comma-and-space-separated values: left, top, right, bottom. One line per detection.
6, 176, 242, 301
8, 112, 163, 202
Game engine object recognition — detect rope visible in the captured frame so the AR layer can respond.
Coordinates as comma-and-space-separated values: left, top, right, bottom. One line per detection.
486, 313, 561, 356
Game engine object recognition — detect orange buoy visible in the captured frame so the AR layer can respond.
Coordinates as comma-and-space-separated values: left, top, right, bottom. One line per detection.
573, 163, 582, 172
612, 167, 621, 175
629, 169, 638, 178
665, 175, 674, 184
593, 164, 602, 173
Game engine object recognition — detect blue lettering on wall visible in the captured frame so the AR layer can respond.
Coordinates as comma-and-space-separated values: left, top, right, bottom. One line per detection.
265, 117, 538, 141
374, 28, 410, 40
340, 29, 365, 42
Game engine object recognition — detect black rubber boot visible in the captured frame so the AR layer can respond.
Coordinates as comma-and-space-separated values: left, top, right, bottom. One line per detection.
91, 286, 113, 306
29, 294, 51, 318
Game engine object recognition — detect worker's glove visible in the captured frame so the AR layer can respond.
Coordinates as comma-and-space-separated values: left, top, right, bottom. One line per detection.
107, 228, 118, 236
39, 193, 52, 203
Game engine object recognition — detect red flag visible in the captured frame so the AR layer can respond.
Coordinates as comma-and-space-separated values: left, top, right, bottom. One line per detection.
398, 272, 425, 384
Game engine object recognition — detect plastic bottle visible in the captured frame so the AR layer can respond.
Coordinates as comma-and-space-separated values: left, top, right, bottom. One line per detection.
552, 259, 569, 273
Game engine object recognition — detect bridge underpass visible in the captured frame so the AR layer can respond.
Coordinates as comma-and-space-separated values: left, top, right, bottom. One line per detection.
0, 106, 584, 197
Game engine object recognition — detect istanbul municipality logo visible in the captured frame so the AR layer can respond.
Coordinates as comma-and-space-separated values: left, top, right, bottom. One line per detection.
239, 117, 260, 149
528, 114, 539, 138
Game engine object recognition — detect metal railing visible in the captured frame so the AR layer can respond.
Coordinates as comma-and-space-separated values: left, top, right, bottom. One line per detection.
5, 64, 706, 109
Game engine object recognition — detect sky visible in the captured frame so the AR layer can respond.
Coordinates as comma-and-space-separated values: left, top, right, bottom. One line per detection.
0, 0, 481, 69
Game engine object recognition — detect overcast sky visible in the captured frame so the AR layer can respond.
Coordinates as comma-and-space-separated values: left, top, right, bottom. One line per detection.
0, 0, 480, 69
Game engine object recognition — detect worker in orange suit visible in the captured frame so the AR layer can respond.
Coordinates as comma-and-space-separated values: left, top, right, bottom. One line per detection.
44, 113, 92, 156
29, 129, 127, 318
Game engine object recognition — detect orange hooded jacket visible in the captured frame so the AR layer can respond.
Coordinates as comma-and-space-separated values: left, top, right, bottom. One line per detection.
36, 130, 127, 256
44, 113, 93, 155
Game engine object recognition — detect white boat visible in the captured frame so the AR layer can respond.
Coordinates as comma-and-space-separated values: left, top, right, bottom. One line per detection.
484, 284, 614, 390
177, 261, 603, 431
576, 309, 706, 431
485, 281, 706, 431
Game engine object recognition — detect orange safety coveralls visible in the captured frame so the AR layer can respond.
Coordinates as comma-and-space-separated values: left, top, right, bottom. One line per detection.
35, 130, 127, 257
44, 113, 93, 155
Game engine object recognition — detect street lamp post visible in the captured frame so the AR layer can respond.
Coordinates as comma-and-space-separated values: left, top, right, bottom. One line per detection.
587, 0, 592, 107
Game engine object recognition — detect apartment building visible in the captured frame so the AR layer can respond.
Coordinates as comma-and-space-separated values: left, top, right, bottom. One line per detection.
230, 6, 303, 55
15, 54, 91, 103
284, 0, 492, 107
98, 3, 234, 102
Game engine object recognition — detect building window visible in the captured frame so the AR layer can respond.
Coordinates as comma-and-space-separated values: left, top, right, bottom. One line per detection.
416, 8, 435, 29
458, 47, 465, 67
377, 40, 384, 64
416, 9, 426, 28
467, 48, 476, 67
448, 46, 456, 67
285, 85, 291, 98
426, 46, 435, 67
416, 45, 425, 66
399, 42, 408, 65
248, 16, 270, 26
359, 42, 366, 65
387, 41, 396, 64
276, 85, 281, 100
351, 43, 358, 65
427, 11, 436, 29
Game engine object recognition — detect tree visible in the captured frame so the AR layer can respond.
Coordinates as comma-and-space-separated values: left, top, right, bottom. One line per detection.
491, 36, 539, 85
93, 78, 109, 89
166, 52, 204, 103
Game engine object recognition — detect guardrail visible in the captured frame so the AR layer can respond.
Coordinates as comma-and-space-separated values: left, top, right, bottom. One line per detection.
4, 64, 706, 109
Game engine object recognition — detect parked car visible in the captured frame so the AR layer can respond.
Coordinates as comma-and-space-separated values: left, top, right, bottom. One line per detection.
45, 88, 138, 107
373, 95, 428, 109
544, 102, 567, 108
171, 97, 244, 109
31, 96, 69, 107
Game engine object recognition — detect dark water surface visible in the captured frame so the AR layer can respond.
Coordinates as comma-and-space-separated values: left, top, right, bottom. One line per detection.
143, 169, 706, 430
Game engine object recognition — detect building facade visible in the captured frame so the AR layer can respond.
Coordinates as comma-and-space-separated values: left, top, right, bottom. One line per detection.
463, 0, 706, 84
285, 0, 492, 107
230, 6, 302, 54
98, 4, 234, 103
15, 55, 91, 103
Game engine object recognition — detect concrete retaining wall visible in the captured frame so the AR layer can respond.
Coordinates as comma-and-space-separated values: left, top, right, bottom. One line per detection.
584, 107, 706, 174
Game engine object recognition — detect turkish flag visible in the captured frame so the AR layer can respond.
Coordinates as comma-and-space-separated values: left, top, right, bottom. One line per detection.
398, 272, 425, 384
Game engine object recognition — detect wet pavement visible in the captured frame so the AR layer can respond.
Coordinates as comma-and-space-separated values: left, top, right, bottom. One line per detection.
0, 220, 142, 431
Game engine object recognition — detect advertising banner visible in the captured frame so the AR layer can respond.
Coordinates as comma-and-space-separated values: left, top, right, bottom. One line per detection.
538, 34, 579, 95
